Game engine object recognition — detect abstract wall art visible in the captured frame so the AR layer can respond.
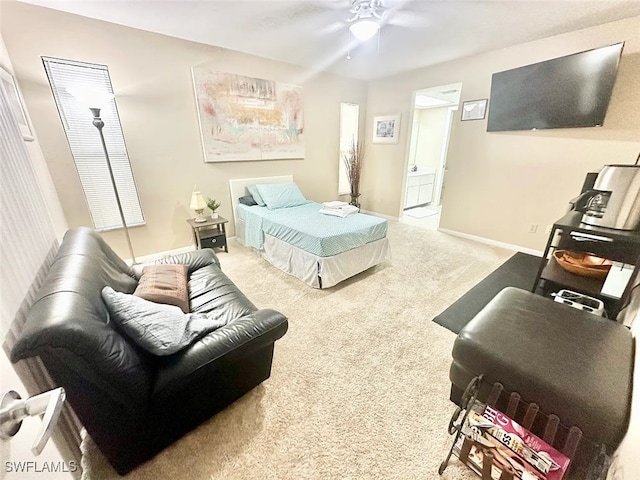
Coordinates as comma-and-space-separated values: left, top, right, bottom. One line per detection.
191, 66, 304, 162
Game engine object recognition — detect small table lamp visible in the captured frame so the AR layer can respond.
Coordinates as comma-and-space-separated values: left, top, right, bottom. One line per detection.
190, 190, 207, 223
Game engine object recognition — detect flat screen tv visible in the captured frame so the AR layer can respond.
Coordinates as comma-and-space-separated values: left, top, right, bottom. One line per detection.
487, 42, 624, 132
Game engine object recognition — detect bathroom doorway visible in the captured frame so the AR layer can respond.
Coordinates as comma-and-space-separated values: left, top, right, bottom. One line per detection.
401, 83, 461, 230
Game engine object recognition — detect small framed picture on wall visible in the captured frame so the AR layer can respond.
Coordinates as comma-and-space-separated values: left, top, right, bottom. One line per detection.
461, 99, 488, 121
372, 113, 401, 144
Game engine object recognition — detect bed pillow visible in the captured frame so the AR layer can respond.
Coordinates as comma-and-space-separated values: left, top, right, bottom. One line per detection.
246, 185, 266, 206
134, 264, 189, 313
101, 286, 228, 356
239, 195, 258, 206
256, 182, 310, 210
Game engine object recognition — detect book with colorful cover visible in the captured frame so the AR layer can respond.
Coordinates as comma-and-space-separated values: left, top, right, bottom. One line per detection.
453, 403, 570, 480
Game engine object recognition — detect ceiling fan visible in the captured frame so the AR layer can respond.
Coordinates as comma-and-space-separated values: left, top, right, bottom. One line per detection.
347, 0, 386, 40
342, 1, 430, 41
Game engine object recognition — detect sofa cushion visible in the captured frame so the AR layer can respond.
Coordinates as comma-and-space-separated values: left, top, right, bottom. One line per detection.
102, 286, 228, 356
134, 264, 189, 313
452, 287, 633, 451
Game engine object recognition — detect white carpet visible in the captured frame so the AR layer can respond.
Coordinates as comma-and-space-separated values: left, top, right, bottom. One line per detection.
403, 207, 439, 219
81, 221, 513, 480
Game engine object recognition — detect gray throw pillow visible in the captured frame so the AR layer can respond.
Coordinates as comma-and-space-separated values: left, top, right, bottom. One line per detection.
239, 195, 258, 206
101, 286, 228, 355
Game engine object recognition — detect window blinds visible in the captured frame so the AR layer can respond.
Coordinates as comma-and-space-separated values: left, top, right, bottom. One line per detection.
42, 57, 144, 231
1, 74, 84, 471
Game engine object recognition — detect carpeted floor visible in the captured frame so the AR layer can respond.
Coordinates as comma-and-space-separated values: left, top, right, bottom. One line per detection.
81, 221, 514, 480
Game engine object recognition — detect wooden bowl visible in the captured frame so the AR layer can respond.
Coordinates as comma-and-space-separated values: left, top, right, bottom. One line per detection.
553, 250, 612, 279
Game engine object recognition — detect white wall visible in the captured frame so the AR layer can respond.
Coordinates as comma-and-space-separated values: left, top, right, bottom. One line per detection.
413, 107, 449, 172
365, 16, 640, 251
2, 0, 367, 259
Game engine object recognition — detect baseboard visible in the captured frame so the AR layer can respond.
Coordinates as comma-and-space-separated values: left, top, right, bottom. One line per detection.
126, 237, 239, 265
437, 228, 544, 257
360, 209, 399, 221
127, 245, 195, 265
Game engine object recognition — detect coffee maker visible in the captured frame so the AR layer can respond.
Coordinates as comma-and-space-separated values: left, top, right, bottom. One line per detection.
574, 164, 640, 230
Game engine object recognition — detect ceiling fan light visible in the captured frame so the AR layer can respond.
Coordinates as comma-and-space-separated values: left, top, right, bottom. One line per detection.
349, 19, 379, 41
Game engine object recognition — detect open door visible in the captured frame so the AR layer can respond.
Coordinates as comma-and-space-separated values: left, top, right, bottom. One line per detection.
402, 83, 461, 229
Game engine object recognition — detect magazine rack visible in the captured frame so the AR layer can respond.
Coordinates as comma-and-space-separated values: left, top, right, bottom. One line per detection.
439, 376, 610, 480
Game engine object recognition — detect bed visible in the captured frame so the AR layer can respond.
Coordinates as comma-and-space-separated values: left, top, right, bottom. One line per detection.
229, 175, 391, 288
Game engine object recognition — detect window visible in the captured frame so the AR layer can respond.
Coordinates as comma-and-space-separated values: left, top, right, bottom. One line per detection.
42, 57, 144, 231
338, 103, 359, 195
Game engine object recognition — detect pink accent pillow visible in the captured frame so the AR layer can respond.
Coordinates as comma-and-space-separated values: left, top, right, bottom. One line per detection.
134, 264, 189, 313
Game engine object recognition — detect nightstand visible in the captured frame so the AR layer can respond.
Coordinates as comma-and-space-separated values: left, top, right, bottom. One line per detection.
187, 216, 228, 253
532, 211, 640, 319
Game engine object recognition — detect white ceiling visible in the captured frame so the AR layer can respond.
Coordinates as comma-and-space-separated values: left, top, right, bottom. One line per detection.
18, 0, 640, 81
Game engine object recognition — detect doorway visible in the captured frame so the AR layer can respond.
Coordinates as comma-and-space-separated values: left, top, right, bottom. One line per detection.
401, 83, 461, 230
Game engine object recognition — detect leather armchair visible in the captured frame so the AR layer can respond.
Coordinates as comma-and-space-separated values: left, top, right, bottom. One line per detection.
10, 227, 288, 474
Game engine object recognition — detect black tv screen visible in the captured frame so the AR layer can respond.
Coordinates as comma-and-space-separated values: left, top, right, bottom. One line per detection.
487, 43, 624, 132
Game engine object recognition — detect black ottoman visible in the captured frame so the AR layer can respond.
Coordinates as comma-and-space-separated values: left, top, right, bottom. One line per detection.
449, 287, 633, 453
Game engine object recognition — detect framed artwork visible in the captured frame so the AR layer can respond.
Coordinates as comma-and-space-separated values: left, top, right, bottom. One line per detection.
0, 64, 34, 141
372, 114, 401, 144
191, 66, 305, 162
461, 99, 488, 121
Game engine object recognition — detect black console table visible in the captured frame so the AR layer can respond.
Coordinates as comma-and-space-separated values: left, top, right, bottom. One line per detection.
532, 211, 640, 319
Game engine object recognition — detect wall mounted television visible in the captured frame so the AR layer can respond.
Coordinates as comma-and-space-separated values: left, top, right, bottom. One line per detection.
487, 42, 624, 132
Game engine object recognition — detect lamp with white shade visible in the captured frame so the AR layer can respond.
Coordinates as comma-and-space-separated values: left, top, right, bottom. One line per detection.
347, 0, 383, 42
349, 19, 380, 41
66, 87, 137, 264
190, 189, 207, 223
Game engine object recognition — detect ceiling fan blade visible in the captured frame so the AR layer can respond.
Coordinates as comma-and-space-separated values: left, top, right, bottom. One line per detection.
317, 20, 347, 36
385, 11, 431, 28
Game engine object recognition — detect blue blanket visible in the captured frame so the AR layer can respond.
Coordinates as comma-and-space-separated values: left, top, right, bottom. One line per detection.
237, 202, 387, 257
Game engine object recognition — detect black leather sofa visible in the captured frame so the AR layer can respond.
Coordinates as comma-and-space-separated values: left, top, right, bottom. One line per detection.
10, 227, 288, 475
449, 286, 635, 477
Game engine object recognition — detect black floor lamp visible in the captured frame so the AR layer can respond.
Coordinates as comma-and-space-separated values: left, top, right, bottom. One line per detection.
67, 88, 137, 264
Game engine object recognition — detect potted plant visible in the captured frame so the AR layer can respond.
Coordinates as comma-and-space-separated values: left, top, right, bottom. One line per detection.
206, 197, 221, 219
342, 137, 365, 208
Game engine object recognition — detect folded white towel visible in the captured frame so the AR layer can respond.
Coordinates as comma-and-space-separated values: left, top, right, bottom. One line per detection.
322, 201, 349, 208
319, 207, 359, 218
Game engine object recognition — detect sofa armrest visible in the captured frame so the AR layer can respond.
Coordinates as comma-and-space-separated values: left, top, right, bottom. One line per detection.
151, 309, 288, 401
155, 249, 220, 274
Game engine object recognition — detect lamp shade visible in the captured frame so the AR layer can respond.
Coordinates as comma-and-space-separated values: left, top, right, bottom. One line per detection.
190, 191, 206, 210
349, 19, 380, 41
66, 87, 115, 110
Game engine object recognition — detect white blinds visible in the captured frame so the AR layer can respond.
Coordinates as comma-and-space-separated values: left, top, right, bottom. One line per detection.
42, 56, 144, 231
0, 75, 58, 338
1, 76, 84, 473
339, 103, 359, 195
